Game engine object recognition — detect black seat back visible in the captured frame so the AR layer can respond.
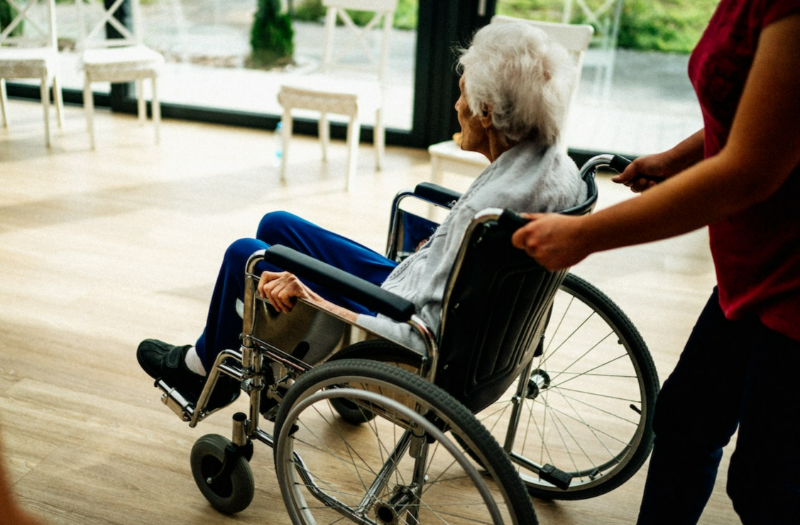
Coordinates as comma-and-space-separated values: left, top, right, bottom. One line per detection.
433, 173, 597, 413
433, 211, 567, 412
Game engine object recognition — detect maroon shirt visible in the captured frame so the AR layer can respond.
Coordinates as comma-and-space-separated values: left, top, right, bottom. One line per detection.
688, 0, 800, 340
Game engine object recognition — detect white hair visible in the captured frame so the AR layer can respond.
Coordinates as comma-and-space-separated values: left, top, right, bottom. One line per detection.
458, 22, 576, 147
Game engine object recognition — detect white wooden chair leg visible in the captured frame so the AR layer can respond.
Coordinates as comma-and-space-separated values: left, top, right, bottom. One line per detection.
375, 107, 385, 171
84, 79, 96, 150
52, 75, 64, 129
40, 76, 51, 147
152, 76, 160, 144
319, 112, 329, 161
345, 115, 360, 192
136, 79, 145, 124
1, 79, 9, 128
279, 109, 292, 182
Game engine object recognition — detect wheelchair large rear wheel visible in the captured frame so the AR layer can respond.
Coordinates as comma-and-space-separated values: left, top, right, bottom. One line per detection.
477, 273, 660, 500
273, 359, 538, 524
327, 339, 420, 425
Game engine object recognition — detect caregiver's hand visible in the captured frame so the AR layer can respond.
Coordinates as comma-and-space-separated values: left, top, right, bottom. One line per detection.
511, 213, 591, 271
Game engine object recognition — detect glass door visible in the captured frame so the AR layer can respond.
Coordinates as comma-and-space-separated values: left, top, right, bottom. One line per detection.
493, 0, 709, 157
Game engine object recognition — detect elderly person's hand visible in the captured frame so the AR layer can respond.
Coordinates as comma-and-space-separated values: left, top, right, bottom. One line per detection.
257, 271, 360, 322
258, 271, 318, 313
511, 213, 591, 271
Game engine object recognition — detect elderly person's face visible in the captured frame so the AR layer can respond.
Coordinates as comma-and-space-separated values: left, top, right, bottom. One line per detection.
455, 76, 492, 157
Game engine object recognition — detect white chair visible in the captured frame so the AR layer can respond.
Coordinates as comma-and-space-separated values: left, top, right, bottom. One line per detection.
277, 0, 397, 191
427, 16, 593, 185
0, 0, 63, 146
75, 0, 164, 149
562, 0, 623, 100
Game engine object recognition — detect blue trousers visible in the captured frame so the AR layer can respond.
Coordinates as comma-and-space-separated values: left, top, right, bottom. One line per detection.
194, 211, 398, 371
637, 288, 800, 525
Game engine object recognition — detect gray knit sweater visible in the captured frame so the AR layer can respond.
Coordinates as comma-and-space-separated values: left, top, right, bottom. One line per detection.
356, 141, 587, 352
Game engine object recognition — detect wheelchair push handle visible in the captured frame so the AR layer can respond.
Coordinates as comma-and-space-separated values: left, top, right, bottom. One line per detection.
609, 155, 633, 173
605, 154, 669, 187
497, 209, 530, 231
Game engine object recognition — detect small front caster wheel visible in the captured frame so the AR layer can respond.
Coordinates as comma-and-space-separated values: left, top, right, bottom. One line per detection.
190, 434, 255, 514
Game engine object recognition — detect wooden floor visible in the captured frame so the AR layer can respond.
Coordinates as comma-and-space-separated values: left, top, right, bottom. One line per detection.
0, 99, 737, 524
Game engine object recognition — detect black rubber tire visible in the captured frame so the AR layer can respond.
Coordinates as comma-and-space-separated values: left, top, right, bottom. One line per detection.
273, 359, 538, 524
482, 273, 660, 500
327, 339, 422, 425
190, 434, 255, 514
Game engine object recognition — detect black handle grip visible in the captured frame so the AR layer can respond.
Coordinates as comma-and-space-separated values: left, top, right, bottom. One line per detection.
609, 155, 633, 173
498, 209, 530, 231
264, 245, 416, 323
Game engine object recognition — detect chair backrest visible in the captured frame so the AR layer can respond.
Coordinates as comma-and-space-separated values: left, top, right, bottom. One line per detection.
320, 0, 397, 83
561, 0, 623, 52
490, 15, 593, 148
433, 169, 597, 413
75, 0, 143, 50
0, 0, 56, 49
491, 15, 593, 71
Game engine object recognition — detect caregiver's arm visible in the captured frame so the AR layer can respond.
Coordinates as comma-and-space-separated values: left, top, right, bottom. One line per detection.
512, 14, 800, 271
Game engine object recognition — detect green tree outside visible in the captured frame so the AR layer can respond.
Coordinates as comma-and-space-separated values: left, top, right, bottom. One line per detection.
0, 0, 24, 38
494, 0, 718, 54
293, 0, 418, 30
293, 0, 718, 54
250, 0, 295, 67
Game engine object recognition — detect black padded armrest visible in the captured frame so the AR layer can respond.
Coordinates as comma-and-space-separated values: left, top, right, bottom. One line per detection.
263, 245, 416, 323
413, 182, 462, 208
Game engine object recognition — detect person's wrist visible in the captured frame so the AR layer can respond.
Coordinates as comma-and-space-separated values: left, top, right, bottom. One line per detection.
574, 214, 603, 261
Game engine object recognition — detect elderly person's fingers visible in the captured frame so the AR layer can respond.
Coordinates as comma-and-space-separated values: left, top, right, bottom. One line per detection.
258, 271, 307, 313
511, 213, 589, 271
257, 271, 283, 299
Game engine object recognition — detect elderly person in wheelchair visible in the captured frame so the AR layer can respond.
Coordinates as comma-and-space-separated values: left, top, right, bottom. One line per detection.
137, 21, 586, 412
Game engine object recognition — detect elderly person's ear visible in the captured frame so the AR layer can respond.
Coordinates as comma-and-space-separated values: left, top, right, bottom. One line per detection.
479, 104, 493, 129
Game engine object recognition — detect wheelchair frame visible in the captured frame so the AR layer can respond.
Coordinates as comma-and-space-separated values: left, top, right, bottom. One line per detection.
152, 154, 659, 523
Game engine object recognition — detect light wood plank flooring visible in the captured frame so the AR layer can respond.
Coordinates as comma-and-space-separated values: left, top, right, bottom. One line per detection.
0, 99, 735, 524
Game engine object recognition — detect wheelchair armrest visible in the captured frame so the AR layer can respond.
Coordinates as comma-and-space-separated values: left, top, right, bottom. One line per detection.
263, 245, 416, 323
413, 182, 462, 209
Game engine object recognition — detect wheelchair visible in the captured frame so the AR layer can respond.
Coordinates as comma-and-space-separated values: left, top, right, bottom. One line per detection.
152, 154, 660, 524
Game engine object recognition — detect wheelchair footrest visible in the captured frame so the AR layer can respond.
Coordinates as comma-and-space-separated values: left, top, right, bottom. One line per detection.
539, 463, 572, 490
156, 379, 193, 422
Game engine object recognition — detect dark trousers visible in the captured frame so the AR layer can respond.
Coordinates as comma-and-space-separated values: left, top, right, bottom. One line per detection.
194, 211, 397, 371
637, 288, 800, 524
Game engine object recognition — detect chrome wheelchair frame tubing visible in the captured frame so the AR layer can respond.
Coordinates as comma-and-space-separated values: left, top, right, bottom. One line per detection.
272, 358, 541, 523
579, 153, 616, 178
386, 189, 456, 261
275, 387, 509, 524
157, 346, 245, 427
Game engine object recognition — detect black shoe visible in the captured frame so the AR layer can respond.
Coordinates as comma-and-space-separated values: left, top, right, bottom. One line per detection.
137, 339, 239, 410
